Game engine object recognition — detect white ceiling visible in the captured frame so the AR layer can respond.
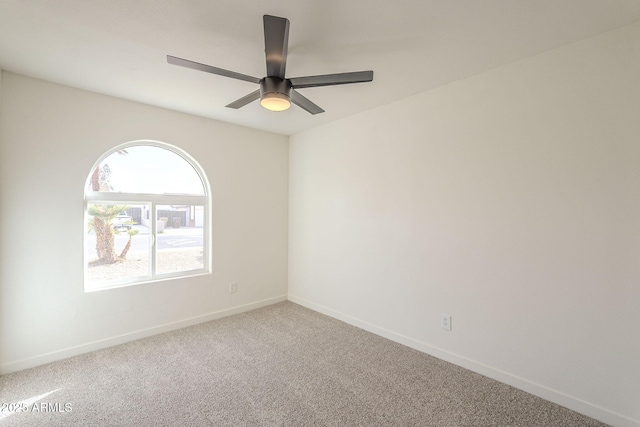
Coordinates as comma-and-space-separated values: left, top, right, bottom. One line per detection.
1, 0, 640, 135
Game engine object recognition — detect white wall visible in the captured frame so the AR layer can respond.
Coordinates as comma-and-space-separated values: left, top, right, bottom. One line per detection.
0, 72, 289, 373
289, 23, 640, 427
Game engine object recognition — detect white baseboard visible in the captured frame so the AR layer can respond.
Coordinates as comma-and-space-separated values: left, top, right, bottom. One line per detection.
288, 294, 638, 427
0, 295, 287, 375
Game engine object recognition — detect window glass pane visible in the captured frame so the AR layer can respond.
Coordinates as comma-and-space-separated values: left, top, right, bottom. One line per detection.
86, 203, 150, 284
156, 205, 205, 275
90, 146, 205, 195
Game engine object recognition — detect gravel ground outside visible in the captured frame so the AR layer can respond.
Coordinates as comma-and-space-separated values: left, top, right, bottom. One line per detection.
87, 247, 204, 283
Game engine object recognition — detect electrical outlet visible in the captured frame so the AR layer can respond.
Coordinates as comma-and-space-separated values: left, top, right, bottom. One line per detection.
441, 314, 452, 331
229, 282, 237, 293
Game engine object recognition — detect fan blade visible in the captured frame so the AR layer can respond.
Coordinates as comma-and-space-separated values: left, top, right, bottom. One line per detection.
167, 55, 260, 84
263, 15, 289, 78
225, 89, 261, 109
290, 90, 325, 115
289, 70, 374, 89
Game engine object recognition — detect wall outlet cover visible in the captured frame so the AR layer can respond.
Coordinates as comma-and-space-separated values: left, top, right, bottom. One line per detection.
441, 314, 452, 331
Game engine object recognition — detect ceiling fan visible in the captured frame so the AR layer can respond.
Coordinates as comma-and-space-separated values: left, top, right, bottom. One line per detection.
167, 15, 374, 114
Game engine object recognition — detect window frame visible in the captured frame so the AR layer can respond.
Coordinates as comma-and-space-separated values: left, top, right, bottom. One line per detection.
83, 141, 211, 292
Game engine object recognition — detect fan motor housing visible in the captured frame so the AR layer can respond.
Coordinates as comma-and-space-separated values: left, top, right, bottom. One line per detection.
260, 77, 292, 100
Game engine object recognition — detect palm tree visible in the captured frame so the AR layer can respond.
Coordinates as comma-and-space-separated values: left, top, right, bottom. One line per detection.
87, 204, 129, 264
118, 228, 140, 260
88, 149, 130, 264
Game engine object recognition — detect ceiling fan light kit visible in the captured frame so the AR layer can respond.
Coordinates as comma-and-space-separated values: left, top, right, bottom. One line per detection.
260, 93, 291, 112
168, 15, 373, 114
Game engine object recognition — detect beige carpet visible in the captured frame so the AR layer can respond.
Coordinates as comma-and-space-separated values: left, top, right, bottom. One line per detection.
0, 301, 608, 426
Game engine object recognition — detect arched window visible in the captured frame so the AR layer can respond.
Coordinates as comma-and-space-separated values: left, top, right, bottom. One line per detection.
84, 141, 210, 291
